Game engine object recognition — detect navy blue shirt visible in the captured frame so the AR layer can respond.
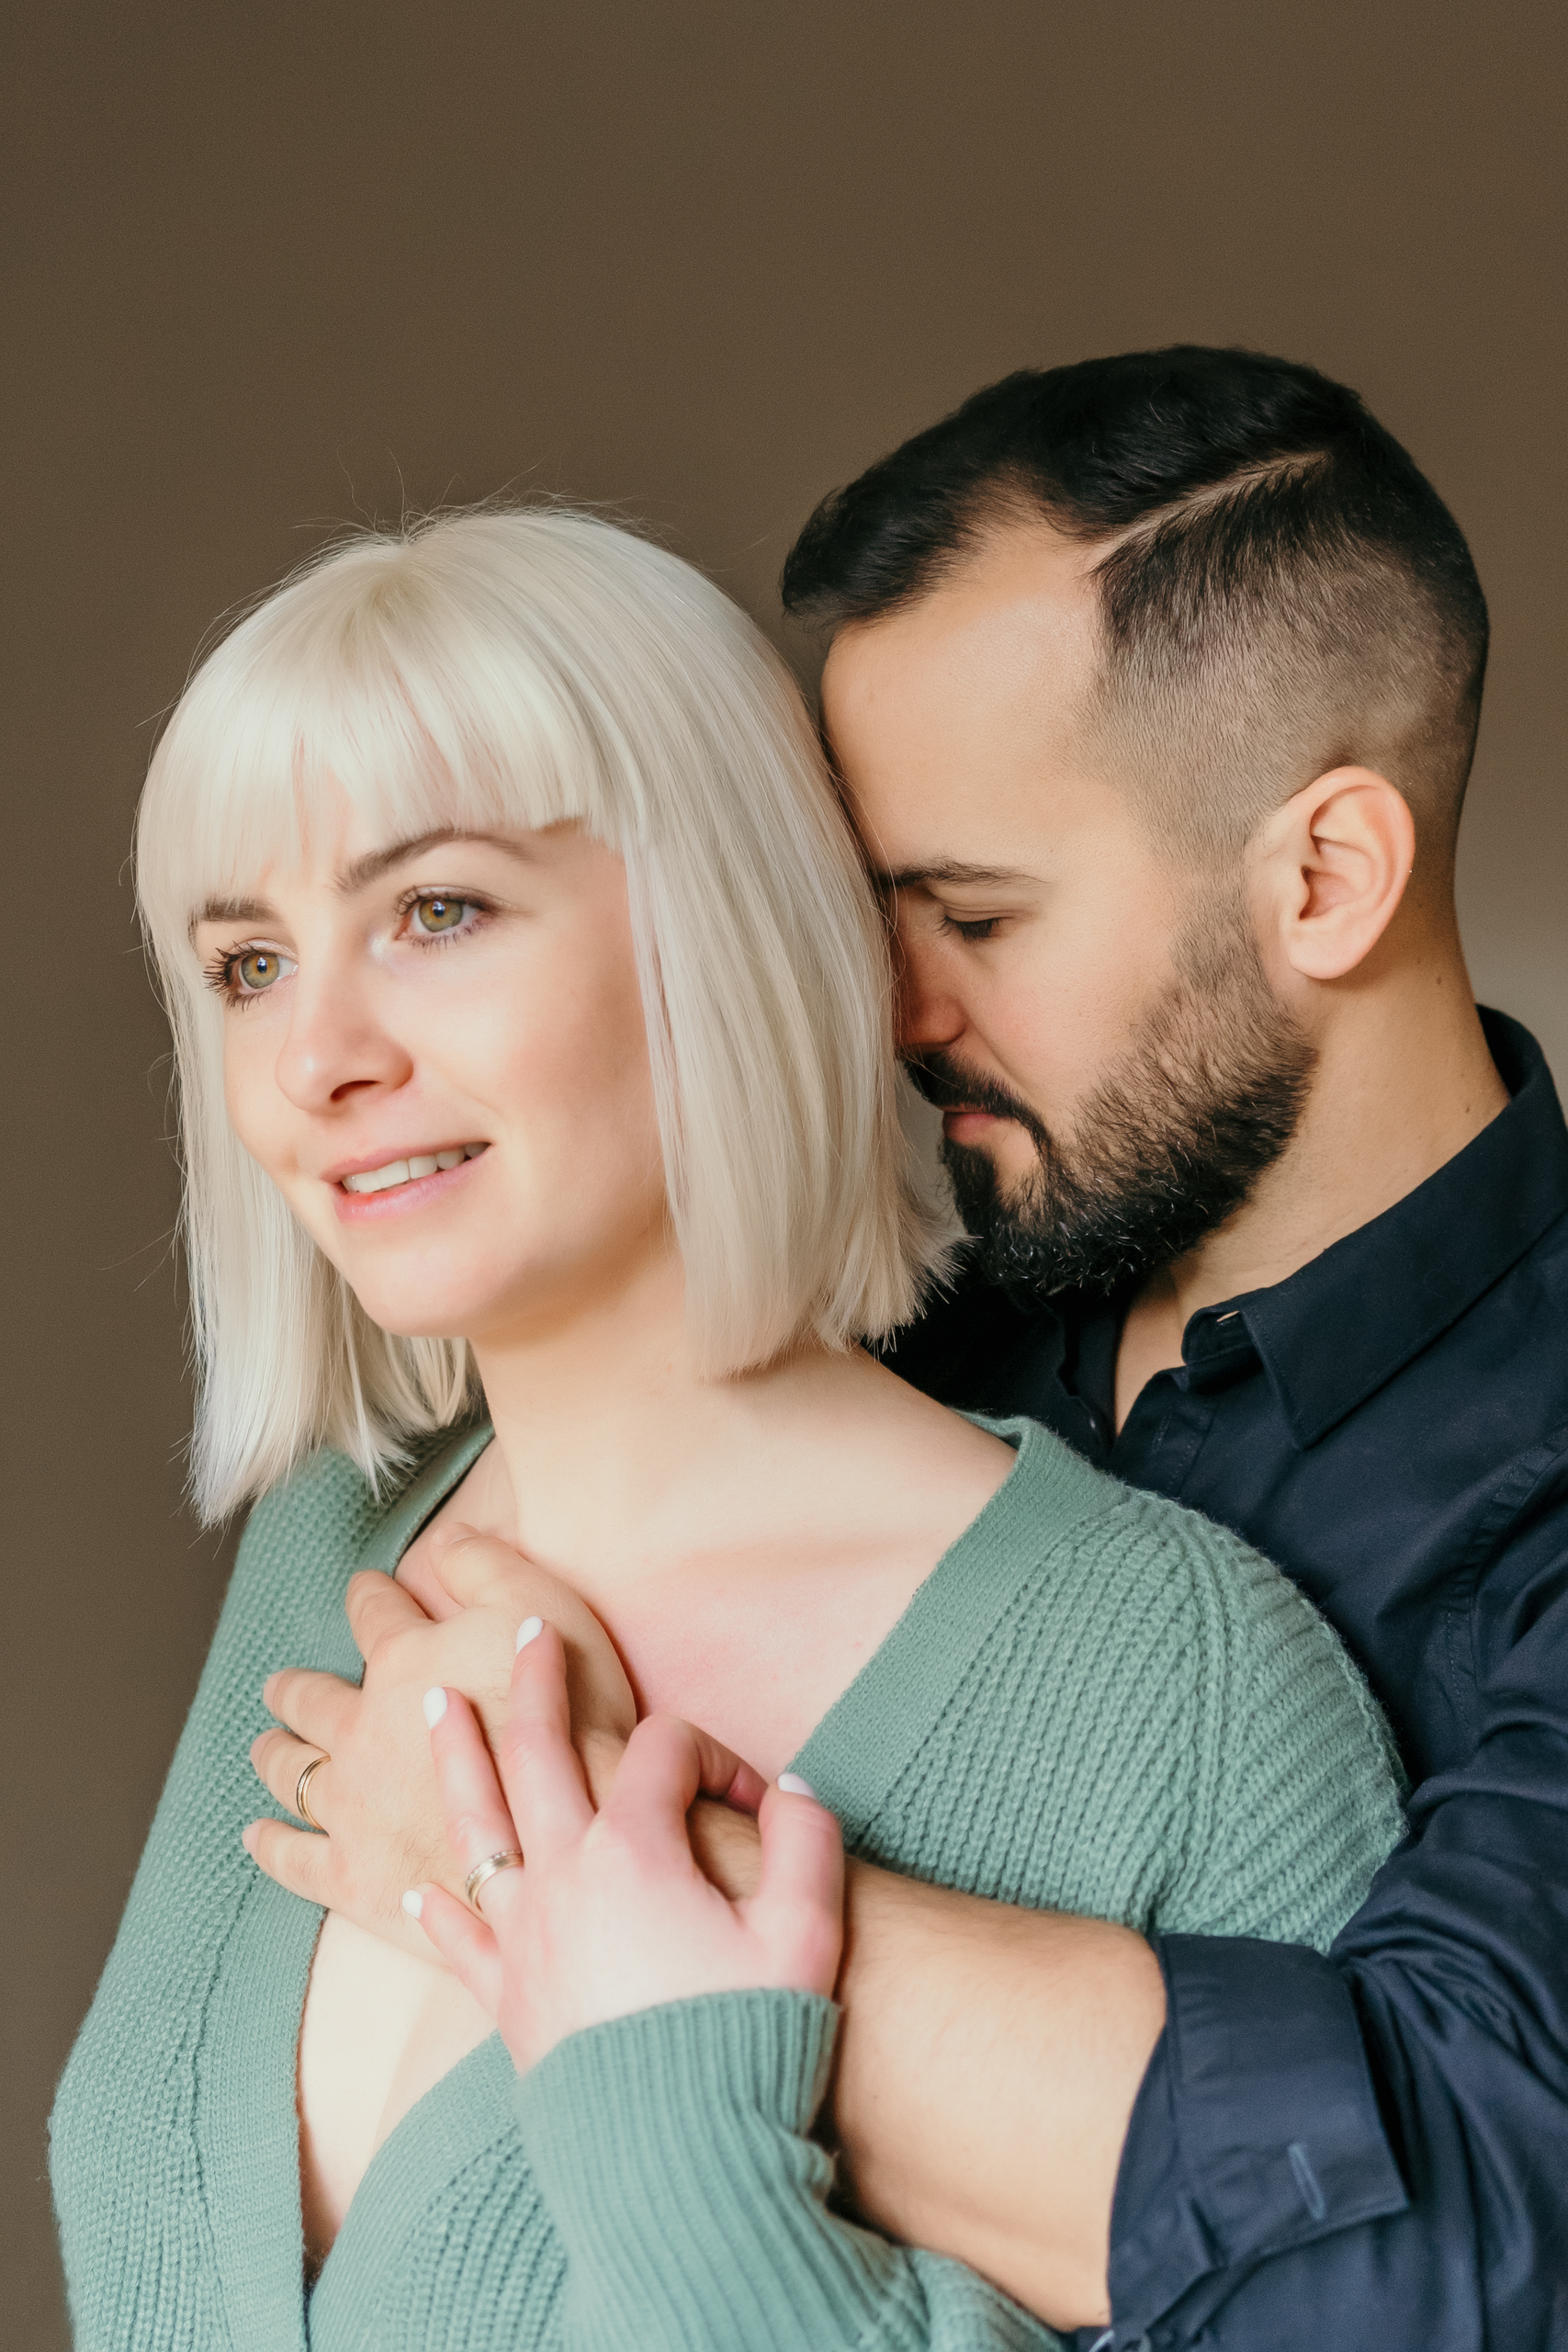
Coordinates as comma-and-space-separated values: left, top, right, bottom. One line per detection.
887, 1010, 1568, 2349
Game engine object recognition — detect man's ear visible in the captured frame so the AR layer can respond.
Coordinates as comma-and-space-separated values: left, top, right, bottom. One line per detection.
1251, 766, 1416, 982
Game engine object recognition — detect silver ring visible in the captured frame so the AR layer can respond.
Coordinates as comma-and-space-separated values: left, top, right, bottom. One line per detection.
295, 1753, 329, 1831
463, 1849, 525, 1913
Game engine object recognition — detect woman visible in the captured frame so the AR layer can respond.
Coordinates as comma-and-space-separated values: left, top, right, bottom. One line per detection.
51, 509, 1404, 2350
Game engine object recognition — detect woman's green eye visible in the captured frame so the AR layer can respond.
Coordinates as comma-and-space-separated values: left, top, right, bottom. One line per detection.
413, 895, 468, 933
236, 949, 283, 990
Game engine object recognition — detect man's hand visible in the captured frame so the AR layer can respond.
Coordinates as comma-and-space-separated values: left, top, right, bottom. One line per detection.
243, 1528, 636, 1958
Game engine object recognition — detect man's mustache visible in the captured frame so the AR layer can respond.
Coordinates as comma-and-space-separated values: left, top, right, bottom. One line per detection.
902, 1050, 1051, 1150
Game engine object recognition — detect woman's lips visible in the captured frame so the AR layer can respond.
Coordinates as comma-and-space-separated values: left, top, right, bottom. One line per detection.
331, 1147, 486, 1224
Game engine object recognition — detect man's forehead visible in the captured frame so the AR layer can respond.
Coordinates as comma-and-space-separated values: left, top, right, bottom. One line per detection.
822, 522, 1100, 711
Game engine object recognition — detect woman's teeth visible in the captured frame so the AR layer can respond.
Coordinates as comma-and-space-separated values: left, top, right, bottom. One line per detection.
341, 1144, 486, 1195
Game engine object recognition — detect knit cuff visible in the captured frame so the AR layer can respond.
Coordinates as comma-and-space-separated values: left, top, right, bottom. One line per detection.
517, 1990, 894, 2350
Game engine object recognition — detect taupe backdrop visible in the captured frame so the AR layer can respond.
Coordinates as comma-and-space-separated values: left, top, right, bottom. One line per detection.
5, 2, 1562, 2334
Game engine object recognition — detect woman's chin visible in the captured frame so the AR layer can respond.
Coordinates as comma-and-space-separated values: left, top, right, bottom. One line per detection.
336, 1276, 479, 1346
360, 1306, 473, 1345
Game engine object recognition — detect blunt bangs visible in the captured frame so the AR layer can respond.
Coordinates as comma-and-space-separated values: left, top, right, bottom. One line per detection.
136, 509, 951, 1520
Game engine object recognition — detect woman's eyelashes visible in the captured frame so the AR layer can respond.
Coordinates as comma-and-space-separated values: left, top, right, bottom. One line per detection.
202, 889, 495, 1007
203, 944, 297, 1006
400, 888, 491, 944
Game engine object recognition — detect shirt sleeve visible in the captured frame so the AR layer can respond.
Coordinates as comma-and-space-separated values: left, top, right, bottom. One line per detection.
1107, 1449, 1568, 2349
518, 1989, 1063, 2352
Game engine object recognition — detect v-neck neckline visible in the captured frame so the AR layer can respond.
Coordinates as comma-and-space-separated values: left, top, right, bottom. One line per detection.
199, 1421, 500, 2352
217, 1408, 1111, 2345
788, 1414, 1111, 1835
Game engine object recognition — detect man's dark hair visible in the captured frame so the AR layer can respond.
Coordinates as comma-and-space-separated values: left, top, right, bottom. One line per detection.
783, 347, 1489, 861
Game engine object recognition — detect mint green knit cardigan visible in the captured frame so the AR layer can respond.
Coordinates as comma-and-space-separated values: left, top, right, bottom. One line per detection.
52, 1416, 1404, 2352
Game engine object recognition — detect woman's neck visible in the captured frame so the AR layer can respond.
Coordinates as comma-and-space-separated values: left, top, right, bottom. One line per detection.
466, 1250, 828, 1590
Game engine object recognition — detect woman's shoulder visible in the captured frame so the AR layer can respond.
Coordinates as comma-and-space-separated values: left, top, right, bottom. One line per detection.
976, 1417, 1406, 1939
232, 1415, 492, 1596
834, 1414, 1404, 1941
986, 1415, 1399, 1745
964, 1410, 1280, 1613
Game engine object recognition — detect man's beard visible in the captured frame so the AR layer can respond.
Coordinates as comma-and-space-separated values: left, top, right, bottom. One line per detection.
907, 900, 1316, 1299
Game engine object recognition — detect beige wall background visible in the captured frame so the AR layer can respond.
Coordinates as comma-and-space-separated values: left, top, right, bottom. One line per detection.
4, 3, 1562, 2334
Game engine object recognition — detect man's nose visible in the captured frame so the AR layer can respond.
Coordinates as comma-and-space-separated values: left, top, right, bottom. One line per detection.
274, 970, 413, 1113
896, 933, 967, 1057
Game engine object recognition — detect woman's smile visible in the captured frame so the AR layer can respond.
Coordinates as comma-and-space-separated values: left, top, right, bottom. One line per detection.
331, 1140, 490, 1220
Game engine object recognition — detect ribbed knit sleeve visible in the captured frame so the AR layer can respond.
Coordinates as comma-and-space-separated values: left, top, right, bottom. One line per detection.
1164, 1532, 1409, 1949
517, 1990, 1061, 2352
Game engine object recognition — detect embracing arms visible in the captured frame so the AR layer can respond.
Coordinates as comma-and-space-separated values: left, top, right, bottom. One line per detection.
411, 1616, 1155, 2351
696, 1803, 1164, 2325
247, 1532, 1162, 2330
254, 1483, 1568, 2351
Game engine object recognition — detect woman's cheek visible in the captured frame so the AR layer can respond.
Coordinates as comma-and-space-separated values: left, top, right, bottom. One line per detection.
221, 1046, 294, 1190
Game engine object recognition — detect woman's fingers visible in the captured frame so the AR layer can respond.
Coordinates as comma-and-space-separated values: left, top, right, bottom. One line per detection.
404, 1883, 504, 2016
701, 1736, 769, 1817
262, 1664, 357, 1753
490, 1623, 596, 1861
251, 1725, 331, 1825
598, 1713, 725, 1867
424, 1685, 532, 1918
603, 1712, 768, 1842
750, 1779, 845, 1995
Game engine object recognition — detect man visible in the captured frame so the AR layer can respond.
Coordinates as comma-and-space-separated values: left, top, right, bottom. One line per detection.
779, 345, 1568, 2346
258, 349, 1568, 2346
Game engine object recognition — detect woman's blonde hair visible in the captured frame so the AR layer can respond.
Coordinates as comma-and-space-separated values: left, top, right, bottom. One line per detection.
136, 508, 950, 1521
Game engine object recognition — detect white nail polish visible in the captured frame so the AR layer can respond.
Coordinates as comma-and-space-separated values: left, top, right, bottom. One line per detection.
401, 1888, 424, 1918
777, 1772, 816, 1798
516, 1615, 544, 1651
423, 1686, 448, 1728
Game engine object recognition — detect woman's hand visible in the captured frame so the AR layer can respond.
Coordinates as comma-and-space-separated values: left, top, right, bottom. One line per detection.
243, 1528, 637, 1955
408, 1622, 844, 2071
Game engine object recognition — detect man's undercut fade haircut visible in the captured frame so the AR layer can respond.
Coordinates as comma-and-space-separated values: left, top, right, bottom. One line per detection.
784, 346, 1489, 862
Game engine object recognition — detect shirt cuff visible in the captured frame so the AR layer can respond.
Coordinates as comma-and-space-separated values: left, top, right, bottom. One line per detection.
516, 1989, 897, 2349
1108, 1937, 1410, 2339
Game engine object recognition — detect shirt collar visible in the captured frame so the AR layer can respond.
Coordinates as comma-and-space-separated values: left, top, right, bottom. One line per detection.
1187, 1011, 1568, 1449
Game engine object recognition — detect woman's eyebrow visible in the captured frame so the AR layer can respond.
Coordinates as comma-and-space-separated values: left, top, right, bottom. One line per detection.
334, 829, 535, 894
191, 831, 536, 929
194, 892, 275, 927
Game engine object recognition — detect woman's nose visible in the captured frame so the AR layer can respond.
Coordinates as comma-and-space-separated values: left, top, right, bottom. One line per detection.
273, 972, 414, 1113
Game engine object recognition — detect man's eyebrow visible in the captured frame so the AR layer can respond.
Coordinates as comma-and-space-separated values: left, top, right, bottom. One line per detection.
874, 860, 1035, 891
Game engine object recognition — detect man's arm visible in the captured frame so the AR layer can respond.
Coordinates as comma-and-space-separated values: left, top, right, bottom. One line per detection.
1100, 1459, 1568, 2349
714, 1464, 1568, 2348
694, 1804, 1167, 2331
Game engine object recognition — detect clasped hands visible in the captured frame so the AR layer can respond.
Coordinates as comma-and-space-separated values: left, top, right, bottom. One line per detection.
244, 1527, 844, 2067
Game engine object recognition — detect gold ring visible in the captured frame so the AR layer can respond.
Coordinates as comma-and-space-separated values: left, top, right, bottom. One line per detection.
463, 1849, 525, 1913
295, 1753, 329, 1831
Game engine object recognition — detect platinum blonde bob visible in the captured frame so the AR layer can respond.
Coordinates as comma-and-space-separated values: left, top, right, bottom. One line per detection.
136, 508, 949, 1521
